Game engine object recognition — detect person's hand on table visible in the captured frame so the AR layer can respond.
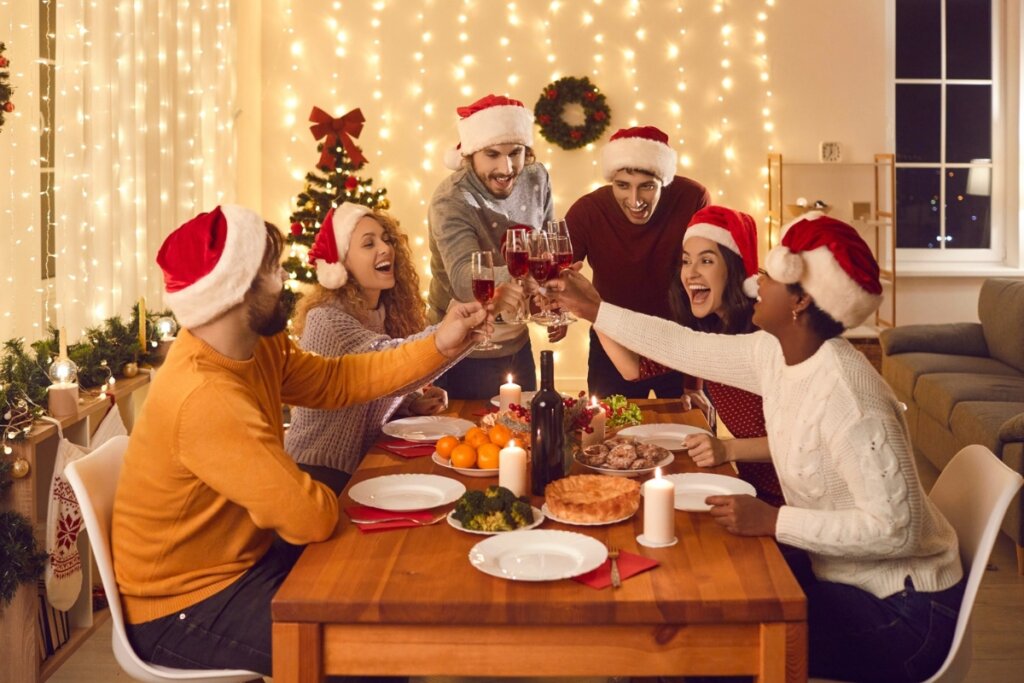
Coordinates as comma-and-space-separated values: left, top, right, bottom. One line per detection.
409, 385, 448, 415
684, 433, 728, 467
706, 494, 778, 536
435, 301, 492, 357
545, 263, 602, 323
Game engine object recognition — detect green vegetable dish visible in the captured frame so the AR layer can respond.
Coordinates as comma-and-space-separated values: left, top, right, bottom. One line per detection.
452, 486, 534, 532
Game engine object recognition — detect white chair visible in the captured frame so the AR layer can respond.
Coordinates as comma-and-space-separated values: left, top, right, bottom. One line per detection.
65, 435, 261, 683
812, 444, 1023, 683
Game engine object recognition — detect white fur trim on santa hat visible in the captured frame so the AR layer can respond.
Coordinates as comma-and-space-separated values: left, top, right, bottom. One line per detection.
163, 204, 267, 329
444, 146, 465, 171
798, 246, 883, 329
601, 137, 676, 186
316, 203, 372, 290
765, 245, 804, 284
742, 275, 760, 299
684, 223, 741, 257
456, 103, 534, 159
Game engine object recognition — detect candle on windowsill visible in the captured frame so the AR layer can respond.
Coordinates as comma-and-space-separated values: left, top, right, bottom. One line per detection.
580, 396, 606, 448
498, 439, 527, 497
499, 373, 521, 413
642, 468, 676, 545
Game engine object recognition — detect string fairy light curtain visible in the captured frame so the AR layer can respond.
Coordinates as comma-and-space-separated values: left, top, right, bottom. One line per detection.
53, 0, 237, 338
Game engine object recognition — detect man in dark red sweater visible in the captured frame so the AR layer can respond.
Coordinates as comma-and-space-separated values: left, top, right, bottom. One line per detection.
566, 126, 709, 398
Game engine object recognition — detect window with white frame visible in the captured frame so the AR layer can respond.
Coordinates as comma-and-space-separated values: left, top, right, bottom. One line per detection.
895, 0, 997, 256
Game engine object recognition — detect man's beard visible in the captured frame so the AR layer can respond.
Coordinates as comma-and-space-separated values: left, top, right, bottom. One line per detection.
248, 287, 296, 337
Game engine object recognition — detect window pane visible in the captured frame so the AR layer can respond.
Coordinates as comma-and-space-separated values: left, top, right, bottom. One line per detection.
896, 85, 941, 162
896, 0, 941, 78
947, 0, 991, 79
897, 168, 942, 248
946, 84, 991, 162
944, 167, 991, 249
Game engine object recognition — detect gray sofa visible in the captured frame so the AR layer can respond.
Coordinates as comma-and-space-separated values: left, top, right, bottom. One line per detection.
880, 278, 1024, 573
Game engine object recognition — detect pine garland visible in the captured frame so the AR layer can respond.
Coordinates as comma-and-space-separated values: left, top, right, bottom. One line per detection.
0, 41, 13, 133
0, 511, 47, 607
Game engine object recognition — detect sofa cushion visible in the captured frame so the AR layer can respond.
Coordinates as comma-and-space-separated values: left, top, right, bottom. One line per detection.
950, 402, 1024, 455
879, 323, 988, 357
1000, 411, 1024, 443
978, 278, 1024, 373
914, 373, 1024, 427
882, 352, 1019, 400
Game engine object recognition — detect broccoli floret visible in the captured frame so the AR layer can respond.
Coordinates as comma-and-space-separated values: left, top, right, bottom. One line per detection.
453, 486, 534, 531
509, 500, 534, 528
465, 510, 515, 532
453, 489, 486, 525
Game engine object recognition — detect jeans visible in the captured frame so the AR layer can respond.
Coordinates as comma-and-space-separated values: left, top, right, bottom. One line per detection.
784, 547, 965, 682
587, 329, 684, 399
434, 340, 537, 399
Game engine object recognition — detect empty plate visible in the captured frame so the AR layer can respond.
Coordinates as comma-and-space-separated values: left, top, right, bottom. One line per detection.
348, 474, 466, 512
468, 529, 607, 581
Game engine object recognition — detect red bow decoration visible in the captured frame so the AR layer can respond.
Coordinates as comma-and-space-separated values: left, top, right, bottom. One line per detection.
309, 106, 368, 170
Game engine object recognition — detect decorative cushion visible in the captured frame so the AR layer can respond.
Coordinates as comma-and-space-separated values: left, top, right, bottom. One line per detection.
880, 323, 988, 357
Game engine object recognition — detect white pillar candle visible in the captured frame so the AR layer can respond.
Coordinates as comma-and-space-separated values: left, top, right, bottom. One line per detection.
580, 396, 606, 448
498, 439, 528, 497
499, 373, 522, 413
643, 468, 676, 544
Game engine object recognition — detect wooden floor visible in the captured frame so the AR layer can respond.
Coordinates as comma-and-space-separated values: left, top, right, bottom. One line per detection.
50, 451, 1024, 683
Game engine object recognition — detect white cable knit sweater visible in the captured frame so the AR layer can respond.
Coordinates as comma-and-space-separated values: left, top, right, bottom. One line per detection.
596, 304, 963, 599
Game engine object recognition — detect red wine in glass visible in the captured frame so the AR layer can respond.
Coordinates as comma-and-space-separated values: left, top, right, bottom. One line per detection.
529, 256, 555, 282
554, 251, 573, 272
472, 278, 495, 304
506, 250, 530, 278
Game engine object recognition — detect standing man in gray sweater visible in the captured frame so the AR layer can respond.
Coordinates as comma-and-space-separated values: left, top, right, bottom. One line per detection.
428, 93, 564, 399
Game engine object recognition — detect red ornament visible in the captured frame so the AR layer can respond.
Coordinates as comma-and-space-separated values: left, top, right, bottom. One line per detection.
584, 91, 596, 101
345, 176, 359, 191
592, 110, 606, 122
2, 102, 13, 113
546, 89, 558, 100
570, 130, 583, 140
538, 114, 551, 125
0, 57, 8, 68
290, 222, 303, 236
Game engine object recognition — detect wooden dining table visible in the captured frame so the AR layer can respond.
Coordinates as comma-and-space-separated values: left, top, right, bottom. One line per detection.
272, 399, 806, 682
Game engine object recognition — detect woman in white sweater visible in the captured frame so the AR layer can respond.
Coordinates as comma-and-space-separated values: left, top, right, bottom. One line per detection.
285, 204, 465, 493
550, 213, 964, 682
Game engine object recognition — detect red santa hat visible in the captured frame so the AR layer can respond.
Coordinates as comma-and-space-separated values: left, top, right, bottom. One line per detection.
157, 205, 267, 329
306, 203, 373, 289
684, 206, 760, 299
600, 126, 677, 186
764, 212, 883, 329
443, 94, 535, 170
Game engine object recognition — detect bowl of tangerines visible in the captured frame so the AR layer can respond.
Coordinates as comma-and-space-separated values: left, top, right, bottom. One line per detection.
431, 424, 526, 478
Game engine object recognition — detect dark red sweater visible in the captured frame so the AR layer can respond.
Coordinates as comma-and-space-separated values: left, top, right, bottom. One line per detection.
566, 176, 709, 318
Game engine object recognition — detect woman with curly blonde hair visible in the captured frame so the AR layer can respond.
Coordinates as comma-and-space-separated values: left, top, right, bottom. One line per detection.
285, 203, 465, 492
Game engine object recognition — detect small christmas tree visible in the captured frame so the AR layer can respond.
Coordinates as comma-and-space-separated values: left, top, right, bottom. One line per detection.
0, 42, 14, 133
285, 106, 390, 284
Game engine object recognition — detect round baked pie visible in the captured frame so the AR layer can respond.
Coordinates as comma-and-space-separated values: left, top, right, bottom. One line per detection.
544, 474, 640, 524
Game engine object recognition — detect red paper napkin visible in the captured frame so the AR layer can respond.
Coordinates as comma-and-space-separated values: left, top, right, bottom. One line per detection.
345, 505, 438, 533
375, 438, 436, 458
572, 551, 660, 589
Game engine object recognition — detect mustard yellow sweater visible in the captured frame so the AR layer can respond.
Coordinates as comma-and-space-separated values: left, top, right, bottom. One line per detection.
113, 328, 447, 623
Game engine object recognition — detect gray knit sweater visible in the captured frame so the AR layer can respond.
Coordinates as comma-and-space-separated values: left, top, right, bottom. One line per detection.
426, 162, 553, 356
284, 303, 461, 474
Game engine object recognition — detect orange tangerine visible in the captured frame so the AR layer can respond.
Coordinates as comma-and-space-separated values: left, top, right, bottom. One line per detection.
450, 443, 477, 469
435, 435, 459, 459
477, 442, 501, 469
464, 427, 490, 449
488, 424, 512, 448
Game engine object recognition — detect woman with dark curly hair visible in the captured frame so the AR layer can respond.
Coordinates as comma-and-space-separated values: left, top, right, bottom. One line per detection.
285, 203, 466, 493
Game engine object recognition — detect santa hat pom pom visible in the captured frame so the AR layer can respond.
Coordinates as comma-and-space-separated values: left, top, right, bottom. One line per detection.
315, 260, 348, 289
443, 147, 464, 171
765, 246, 804, 284
742, 275, 760, 299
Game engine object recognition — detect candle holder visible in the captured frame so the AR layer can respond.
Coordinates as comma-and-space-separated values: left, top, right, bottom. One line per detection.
46, 357, 80, 419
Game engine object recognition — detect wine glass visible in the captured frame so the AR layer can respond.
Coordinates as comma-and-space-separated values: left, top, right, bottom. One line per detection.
470, 250, 501, 350
504, 228, 531, 324
527, 232, 561, 327
546, 233, 576, 324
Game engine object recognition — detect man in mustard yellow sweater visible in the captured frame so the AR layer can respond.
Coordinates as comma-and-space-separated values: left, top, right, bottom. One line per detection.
113, 205, 489, 676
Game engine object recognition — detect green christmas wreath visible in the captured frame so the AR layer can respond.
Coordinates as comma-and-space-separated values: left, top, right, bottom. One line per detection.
533, 76, 611, 150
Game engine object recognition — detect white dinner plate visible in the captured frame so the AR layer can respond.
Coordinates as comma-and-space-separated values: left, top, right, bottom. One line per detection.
348, 474, 466, 512
468, 529, 607, 581
446, 506, 545, 535
616, 423, 713, 451
646, 473, 756, 512
381, 416, 476, 443
431, 452, 499, 478
574, 451, 674, 478
540, 503, 637, 527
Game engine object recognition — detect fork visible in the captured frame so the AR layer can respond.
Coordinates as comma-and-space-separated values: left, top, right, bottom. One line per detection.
349, 512, 447, 526
608, 547, 622, 588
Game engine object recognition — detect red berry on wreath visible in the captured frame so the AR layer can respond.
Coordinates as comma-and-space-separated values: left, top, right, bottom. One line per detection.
345, 176, 359, 191
546, 89, 558, 100
584, 91, 596, 101
0, 57, 8, 67
570, 130, 583, 140
538, 114, 551, 125
289, 222, 303, 236
592, 110, 606, 122
3, 102, 13, 113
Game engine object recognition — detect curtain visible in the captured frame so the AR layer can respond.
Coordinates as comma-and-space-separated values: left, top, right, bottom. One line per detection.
54, 0, 237, 338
